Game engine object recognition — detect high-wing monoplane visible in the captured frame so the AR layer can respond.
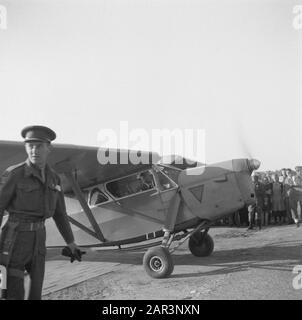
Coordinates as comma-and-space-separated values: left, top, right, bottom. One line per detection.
0, 141, 260, 278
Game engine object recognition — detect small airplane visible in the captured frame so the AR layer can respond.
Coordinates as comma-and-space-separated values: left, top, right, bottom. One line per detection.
0, 141, 260, 278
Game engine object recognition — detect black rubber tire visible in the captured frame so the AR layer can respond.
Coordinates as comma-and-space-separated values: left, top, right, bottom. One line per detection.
188, 232, 214, 257
143, 246, 174, 278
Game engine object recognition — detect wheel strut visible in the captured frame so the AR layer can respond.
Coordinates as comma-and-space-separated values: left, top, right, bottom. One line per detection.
161, 229, 174, 248
168, 221, 210, 254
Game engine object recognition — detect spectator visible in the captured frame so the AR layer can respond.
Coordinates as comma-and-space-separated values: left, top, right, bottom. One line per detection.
283, 169, 294, 224
287, 167, 302, 227
294, 166, 302, 221
262, 176, 272, 226
271, 173, 285, 224
247, 175, 264, 230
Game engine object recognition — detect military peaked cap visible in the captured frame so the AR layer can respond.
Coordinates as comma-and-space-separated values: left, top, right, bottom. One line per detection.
21, 125, 56, 143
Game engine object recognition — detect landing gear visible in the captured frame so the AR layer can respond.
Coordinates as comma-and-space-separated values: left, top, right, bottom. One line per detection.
188, 231, 214, 257
143, 246, 174, 279
142, 221, 214, 278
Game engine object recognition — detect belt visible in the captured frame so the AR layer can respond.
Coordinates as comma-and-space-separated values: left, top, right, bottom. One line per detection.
9, 210, 44, 218
16, 221, 45, 232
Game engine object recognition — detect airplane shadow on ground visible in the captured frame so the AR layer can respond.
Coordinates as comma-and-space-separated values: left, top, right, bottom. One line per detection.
46, 240, 302, 279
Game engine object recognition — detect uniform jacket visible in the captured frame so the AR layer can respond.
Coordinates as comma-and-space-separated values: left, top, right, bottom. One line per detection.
0, 159, 74, 244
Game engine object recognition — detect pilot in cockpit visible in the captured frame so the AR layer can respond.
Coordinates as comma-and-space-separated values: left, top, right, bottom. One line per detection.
139, 171, 155, 191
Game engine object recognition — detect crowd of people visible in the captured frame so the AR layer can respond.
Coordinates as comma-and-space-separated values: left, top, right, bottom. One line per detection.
218, 166, 302, 229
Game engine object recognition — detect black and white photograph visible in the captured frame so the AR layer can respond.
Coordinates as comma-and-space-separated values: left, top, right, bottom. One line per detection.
0, 0, 302, 303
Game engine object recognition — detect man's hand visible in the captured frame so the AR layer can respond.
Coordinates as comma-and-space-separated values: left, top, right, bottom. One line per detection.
68, 242, 86, 262
62, 243, 86, 263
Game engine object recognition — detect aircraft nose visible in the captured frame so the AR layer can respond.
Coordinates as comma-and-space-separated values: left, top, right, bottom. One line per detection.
248, 159, 261, 171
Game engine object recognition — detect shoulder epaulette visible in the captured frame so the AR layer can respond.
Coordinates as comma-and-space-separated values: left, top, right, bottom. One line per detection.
3, 162, 26, 176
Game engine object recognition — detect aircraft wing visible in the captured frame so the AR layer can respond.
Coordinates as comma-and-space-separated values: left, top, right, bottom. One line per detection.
0, 141, 161, 193
160, 154, 204, 169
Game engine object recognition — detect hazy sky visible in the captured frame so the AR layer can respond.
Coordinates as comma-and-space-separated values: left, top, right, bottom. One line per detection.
0, 0, 301, 171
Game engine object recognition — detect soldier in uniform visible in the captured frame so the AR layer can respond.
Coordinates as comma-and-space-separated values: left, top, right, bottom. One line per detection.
0, 125, 81, 300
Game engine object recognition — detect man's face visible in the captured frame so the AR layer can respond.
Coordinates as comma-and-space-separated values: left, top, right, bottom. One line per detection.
25, 141, 51, 167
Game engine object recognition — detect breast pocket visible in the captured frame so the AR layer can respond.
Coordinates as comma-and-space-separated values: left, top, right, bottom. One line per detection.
16, 183, 42, 212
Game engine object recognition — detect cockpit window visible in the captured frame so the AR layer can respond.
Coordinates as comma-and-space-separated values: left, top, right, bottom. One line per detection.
89, 188, 109, 206
159, 165, 181, 184
156, 170, 177, 190
106, 170, 156, 198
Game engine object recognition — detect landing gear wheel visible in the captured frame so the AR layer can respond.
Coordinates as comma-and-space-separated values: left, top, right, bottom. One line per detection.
188, 232, 214, 257
143, 246, 174, 278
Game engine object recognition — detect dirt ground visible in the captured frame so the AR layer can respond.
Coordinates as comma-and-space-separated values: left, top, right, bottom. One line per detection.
42, 224, 302, 300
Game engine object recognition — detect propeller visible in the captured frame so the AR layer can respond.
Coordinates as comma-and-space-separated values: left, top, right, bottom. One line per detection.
236, 123, 261, 173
